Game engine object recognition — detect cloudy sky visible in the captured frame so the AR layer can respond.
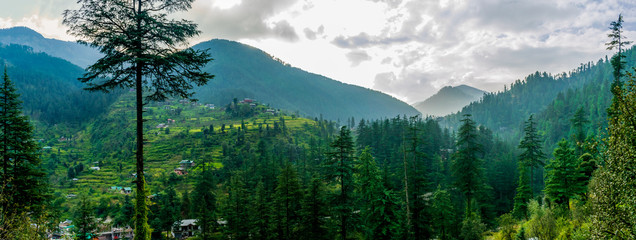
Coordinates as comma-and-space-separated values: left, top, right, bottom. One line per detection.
1, 0, 636, 103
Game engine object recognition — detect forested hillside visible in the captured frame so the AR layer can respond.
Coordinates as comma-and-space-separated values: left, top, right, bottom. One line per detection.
0, 44, 118, 124
191, 39, 420, 120
0, 27, 101, 68
442, 46, 636, 149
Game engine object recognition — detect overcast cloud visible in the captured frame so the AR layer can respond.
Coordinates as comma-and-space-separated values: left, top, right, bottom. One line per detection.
1, 0, 635, 103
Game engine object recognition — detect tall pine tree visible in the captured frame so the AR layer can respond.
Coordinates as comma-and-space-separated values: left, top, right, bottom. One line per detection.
192, 169, 217, 239
517, 115, 545, 196
0, 68, 48, 223
325, 126, 355, 239
452, 114, 483, 215
544, 139, 585, 206
64, 1, 213, 238
589, 15, 636, 239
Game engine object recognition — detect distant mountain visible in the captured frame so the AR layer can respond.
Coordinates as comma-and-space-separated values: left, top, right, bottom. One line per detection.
192, 39, 420, 120
0, 44, 117, 124
0, 26, 100, 68
0, 28, 419, 121
412, 85, 486, 117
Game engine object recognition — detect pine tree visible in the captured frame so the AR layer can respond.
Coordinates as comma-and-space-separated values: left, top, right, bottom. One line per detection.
73, 195, 97, 240
570, 107, 589, 147
298, 174, 330, 240
63, 1, 213, 238
222, 171, 250, 239
452, 114, 483, 215
512, 165, 532, 219
272, 163, 303, 239
181, 190, 192, 219
431, 185, 456, 240
250, 181, 273, 239
115, 195, 134, 228
355, 147, 401, 239
0, 68, 48, 218
192, 169, 217, 239
606, 14, 632, 84
589, 72, 636, 239
158, 186, 181, 238
517, 115, 545, 197
544, 139, 585, 206
325, 126, 355, 239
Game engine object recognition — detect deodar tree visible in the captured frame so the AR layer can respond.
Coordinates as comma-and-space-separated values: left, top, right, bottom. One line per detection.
588, 14, 636, 239
63, 1, 213, 239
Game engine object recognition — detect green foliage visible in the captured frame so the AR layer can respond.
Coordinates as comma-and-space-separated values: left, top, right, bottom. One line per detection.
452, 114, 484, 214
526, 200, 557, 240
0, 44, 118, 125
0, 68, 49, 221
325, 126, 355, 239
272, 164, 303, 239
514, 226, 526, 240
512, 164, 532, 219
497, 213, 517, 240
589, 72, 636, 239
222, 171, 250, 239
606, 14, 632, 83
298, 175, 330, 240
156, 185, 181, 238
517, 115, 546, 196
355, 148, 402, 239
544, 139, 586, 205
459, 211, 486, 240
192, 170, 217, 239
72, 195, 97, 240
432, 185, 456, 240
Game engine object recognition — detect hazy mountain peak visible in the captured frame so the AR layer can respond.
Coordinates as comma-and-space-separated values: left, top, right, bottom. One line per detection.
0, 26, 100, 68
412, 85, 486, 117
0, 26, 44, 39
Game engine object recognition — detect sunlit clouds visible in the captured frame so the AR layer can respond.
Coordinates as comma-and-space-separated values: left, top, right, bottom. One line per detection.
1, 0, 635, 103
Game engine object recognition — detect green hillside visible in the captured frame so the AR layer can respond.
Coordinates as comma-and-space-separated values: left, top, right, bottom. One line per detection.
39, 92, 334, 215
0, 44, 118, 125
191, 39, 420, 120
441, 46, 636, 148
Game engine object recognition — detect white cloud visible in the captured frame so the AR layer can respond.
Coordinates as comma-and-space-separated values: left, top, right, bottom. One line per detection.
2, 0, 636, 103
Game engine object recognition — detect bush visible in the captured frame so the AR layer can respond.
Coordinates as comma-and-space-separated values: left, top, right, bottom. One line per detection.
526, 200, 557, 240
460, 212, 486, 240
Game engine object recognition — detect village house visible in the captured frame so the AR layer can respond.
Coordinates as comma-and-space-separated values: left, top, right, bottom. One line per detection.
90, 166, 101, 171
121, 187, 132, 194
179, 160, 195, 168
98, 227, 133, 240
172, 219, 199, 239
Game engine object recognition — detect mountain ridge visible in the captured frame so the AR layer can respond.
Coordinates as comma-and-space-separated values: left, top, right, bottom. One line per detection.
0, 26, 101, 68
0, 28, 420, 121
412, 84, 486, 117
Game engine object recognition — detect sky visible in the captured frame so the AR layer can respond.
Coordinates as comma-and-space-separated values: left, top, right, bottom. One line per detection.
1, 0, 636, 103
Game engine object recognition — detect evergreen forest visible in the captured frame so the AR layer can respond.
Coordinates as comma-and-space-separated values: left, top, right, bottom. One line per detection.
0, 1, 635, 240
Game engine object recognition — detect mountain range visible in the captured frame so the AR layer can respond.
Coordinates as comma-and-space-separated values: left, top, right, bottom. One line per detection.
0, 27, 419, 121
0, 26, 100, 68
412, 85, 486, 117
